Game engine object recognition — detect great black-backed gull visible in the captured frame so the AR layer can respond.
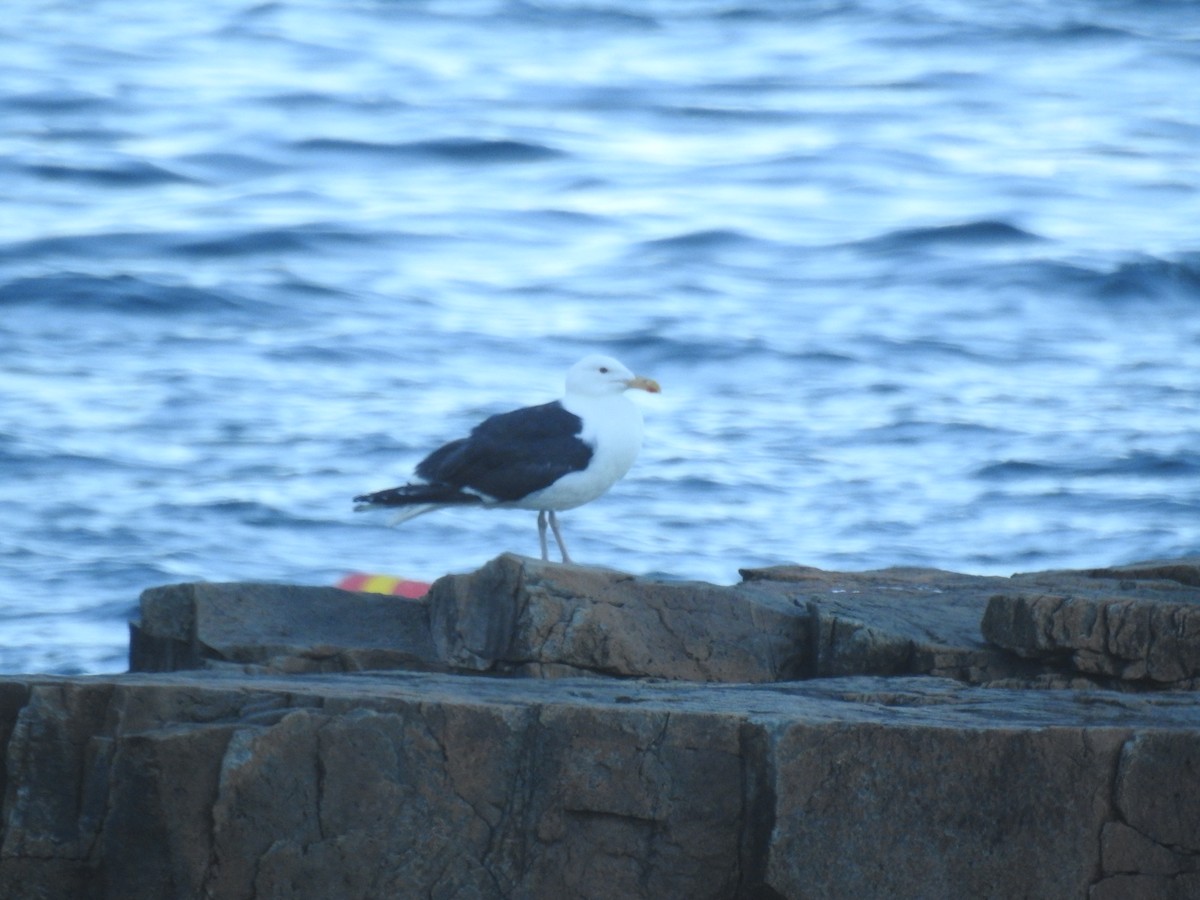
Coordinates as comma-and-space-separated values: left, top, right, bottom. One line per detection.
354, 354, 660, 563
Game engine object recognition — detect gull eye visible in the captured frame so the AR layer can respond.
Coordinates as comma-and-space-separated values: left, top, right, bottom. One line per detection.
599, 367, 609, 374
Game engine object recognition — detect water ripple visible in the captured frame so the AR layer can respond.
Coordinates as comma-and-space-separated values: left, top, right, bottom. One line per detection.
293, 137, 567, 163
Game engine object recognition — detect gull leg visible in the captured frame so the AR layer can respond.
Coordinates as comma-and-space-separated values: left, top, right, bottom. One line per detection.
548, 510, 573, 564
537, 510, 550, 561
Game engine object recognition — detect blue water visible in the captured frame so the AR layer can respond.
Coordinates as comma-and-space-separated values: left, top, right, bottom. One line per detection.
3, 0, 1200, 674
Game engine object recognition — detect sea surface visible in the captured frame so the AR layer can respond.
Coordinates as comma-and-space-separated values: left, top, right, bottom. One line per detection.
3, 0, 1200, 674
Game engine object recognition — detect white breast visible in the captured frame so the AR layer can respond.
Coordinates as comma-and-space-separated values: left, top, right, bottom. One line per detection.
517, 393, 644, 511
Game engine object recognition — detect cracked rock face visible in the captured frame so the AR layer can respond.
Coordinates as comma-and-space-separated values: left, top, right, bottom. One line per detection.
982, 559, 1200, 687
2, 674, 1199, 900
4, 554, 1200, 899
426, 554, 811, 681
134, 553, 1200, 688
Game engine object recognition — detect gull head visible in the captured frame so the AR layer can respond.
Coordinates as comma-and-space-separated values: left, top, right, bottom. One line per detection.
565, 354, 661, 398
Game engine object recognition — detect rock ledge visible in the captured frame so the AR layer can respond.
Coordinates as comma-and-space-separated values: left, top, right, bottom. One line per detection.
2, 554, 1200, 900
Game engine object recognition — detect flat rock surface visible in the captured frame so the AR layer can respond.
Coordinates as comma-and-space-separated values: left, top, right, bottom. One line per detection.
133, 581, 439, 674
92, 667, 1200, 729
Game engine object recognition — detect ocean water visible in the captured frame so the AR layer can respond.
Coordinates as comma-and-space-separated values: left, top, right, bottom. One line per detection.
3, 0, 1200, 674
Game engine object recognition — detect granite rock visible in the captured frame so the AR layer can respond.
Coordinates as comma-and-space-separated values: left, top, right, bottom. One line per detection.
131, 581, 439, 674
1, 672, 1199, 900
426, 553, 810, 680
7, 554, 1200, 899
982, 558, 1200, 686
739, 563, 1048, 683
131, 554, 1084, 685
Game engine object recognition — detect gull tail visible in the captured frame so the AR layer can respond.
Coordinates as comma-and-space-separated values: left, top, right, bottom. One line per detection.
353, 483, 483, 526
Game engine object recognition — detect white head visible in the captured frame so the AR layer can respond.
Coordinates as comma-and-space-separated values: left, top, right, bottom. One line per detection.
564, 354, 661, 398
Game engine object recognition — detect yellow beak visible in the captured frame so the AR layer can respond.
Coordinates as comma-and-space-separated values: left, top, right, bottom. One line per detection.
625, 375, 661, 394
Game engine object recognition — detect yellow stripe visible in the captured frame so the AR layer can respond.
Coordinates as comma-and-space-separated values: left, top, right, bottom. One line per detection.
360, 574, 399, 595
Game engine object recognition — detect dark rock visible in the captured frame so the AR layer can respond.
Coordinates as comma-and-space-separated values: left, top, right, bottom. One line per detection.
2, 672, 1199, 900
131, 582, 439, 674
1083, 557, 1200, 588
982, 562, 1200, 686
9, 554, 1200, 899
131, 555, 1115, 686
740, 563, 1048, 683
766, 717, 1124, 897
427, 553, 810, 680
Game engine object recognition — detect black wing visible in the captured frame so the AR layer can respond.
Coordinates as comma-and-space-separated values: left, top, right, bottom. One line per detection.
415, 400, 593, 502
